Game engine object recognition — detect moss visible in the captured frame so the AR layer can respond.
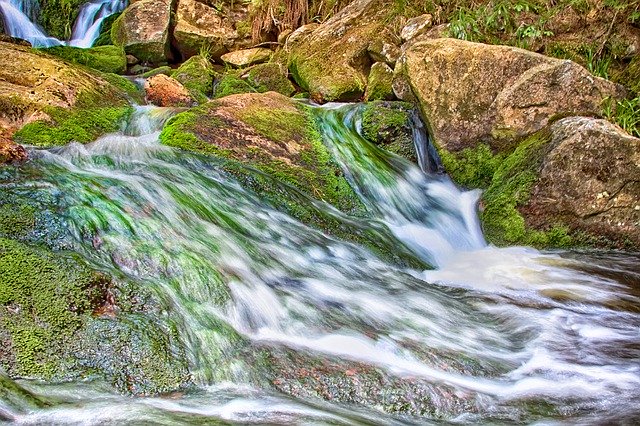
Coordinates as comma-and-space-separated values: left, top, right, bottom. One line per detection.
98, 72, 144, 103
94, 12, 122, 47
245, 63, 295, 96
0, 204, 36, 239
14, 105, 133, 147
364, 62, 394, 101
39, 45, 127, 74
213, 72, 256, 98
614, 54, 640, 95
480, 129, 572, 248
439, 144, 505, 189
0, 237, 108, 377
172, 56, 216, 103
361, 101, 416, 162
38, 0, 85, 39
141, 66, 173, 78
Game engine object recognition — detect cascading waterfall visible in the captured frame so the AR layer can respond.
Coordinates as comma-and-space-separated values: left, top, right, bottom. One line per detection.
0, 0, 126, 48
1, 104, 639, 424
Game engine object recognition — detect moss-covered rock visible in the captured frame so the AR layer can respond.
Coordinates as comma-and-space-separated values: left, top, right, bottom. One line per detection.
360, 101, 416, 163
172, 55, 217, 103
38, 0, 85, 40
221, 48, 272, 68
141, 66, 173, 79
364, 62, 394, 101
243, 63, 295, 97
615, 54, 640, 96
213, 72, 256, 98
110, 0, 172, 64
93, 12, 122, 47
39, 45, 127, 74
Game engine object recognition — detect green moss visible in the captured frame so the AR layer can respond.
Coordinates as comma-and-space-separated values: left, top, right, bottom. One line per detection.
14, 105, 133, 147
94, 12, 122, 47
614, 54, 640, 95
39, 45, 127, 74
245, 63, 295, 96
364, 62, 394, 101
361, 101, 416, 162
141, 66, 173, 78
0, 204, 36, 239
38, 0, 85, 39
213, 72, 256, 98
98, 72, 144, 103
0, 237, 107, 377
172, 56, 216, 103
439, 144, 505, 189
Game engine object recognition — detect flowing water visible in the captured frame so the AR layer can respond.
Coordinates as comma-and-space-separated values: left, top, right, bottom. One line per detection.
1, 104, 639, 424
0, 0, 126, 47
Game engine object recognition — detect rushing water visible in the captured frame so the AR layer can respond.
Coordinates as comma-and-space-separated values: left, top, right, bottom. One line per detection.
1, 104, 639, 424
0, 0, 126, 47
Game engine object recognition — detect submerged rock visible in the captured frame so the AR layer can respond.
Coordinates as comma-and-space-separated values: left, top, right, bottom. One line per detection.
399, 38, 626, 153
145, 74, 196, 108
111, 0, 172, 64
482, 117, 640, 249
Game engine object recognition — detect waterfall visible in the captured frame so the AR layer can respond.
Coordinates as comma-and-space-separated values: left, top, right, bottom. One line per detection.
0, 0, 126, 48
1, 104, 639, 423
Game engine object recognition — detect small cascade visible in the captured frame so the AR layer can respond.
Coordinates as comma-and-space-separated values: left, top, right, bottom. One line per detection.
0, 0, 126, 48
69, 0, 127, 48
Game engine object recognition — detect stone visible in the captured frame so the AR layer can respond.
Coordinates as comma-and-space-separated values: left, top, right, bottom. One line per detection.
126, 54, 139, 66
242, 63, 295, 96
40, 45, 127, 74
367, 39, 400, 66
399, 38, 626, 153
221, 48, 272, 68
111, 0, 172, 64
400, 14, 433, 42
0, 130, 27, 164
172, 55, 216, 102
286, 0, 394, 102
144, 74, 196, 107
364, 62, 394, 101
524, 117, 640, 249
173, 0, 250, 61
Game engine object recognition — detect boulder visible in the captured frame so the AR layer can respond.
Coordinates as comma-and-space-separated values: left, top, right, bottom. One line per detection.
287, 0, 394, 102
173, 0, 250, 61
221, 48, 272, 68
360, 101, 416, 163
364, 62, 394, 101
242, 63, 295, 96
399, 38, 626, 153
145, 74, 196, 107
400, 14, 433, 42
0, 130, 27, 164
172, 55, 217, 103
482, 117, 640, 249
367, 38, 400, 66
39, 45, 127, 74
111, 0, 172, 64
0, 41, 134, 147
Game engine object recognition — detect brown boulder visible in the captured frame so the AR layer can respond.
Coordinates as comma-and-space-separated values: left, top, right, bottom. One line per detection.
399, 38, 626, 153
144, 75, 195, 107
221, 48, 272, 68
0, 130, 27, 164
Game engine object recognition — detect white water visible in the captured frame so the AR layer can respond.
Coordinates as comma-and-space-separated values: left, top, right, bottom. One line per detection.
1, 105, 639, 423
0, 0, 126, 48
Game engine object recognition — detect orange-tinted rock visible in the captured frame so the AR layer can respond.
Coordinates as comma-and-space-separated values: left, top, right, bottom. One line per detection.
144, 75, 195, 107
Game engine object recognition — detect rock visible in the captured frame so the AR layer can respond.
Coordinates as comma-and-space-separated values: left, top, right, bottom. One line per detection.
364, 62, 394, 101
482, 117, 640, 249
221, 48, 272, 68
0, 131, 27, 164
284, 24, 318, 49
172, 55, 217, 103
277, 28, 293, 45
129, 64, 151, 75
140, 66, 172, 78
145, 74, 196, 107
367, 39, 400, 66
0, 41, 135, 147
360, 101, 416, 163
0, 34, 31, 47
287, 0, 393, 102
400, 14, 433, 42
40, 45, 127, 74
399, 38, 626, 153
173, 0, 250, 61
126, 54, 139, 66
111, 0, 172, 64
242, 63, 295, 96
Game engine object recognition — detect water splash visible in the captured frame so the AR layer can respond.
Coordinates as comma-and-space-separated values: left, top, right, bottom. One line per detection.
0, 0, 61, 47
69, 0, 127, 48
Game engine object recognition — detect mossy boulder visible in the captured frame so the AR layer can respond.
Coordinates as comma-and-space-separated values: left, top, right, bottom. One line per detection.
39, 45, 127, 74
0, 42, 136, 147
173, 0, 250, 61
110, 0, 172, 64
172, 55, 217, 103
38, 0, 85, 40
286, 0, 397, 102
93, 12, 122, 47
213, 72, 255, 99
221, 48, 272, 68
481, 117, 640, 250
398, 38, 627, 153
360, 101, 416, 163
243, 63, 295, 97
364, 62, 394, 101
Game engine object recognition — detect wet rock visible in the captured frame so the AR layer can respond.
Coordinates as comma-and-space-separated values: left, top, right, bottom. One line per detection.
360, 101, 416, 163
398, 38, 626, 153
110, 0, 172, 64
173, 0, 251, 61
0, 131, 26, 164
221, 48, 272, 68
286, 0, 395, 102
0, 34, 31, 47
242, 63, 295, 96
400, 14, 433, 42
364, 62, 394, 101
126, 54, 139, 66
144, 74, 196, 107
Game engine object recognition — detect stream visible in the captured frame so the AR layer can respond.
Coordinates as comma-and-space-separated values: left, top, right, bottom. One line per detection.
1, 104, 639, 424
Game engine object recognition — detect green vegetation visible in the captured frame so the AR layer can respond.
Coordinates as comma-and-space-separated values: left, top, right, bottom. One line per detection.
172, 55, 217, 103
0, 237, 108, 377
40, 45, 127, 74
94, 12, 122, 46
0, 204, 36, 239
361, 101, 416, 162
245, 63, 296, 96
603, 96, 640, 137
213, 72, 256, 98
38, 0, 85, 39
365, 63, 394, 101
439, 144, 505, 189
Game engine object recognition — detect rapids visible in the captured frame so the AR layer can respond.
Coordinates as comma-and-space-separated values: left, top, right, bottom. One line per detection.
0, 104, 639, 424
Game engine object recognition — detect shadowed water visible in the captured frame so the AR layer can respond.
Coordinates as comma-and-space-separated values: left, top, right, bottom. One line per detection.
1, 105, 639, 424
